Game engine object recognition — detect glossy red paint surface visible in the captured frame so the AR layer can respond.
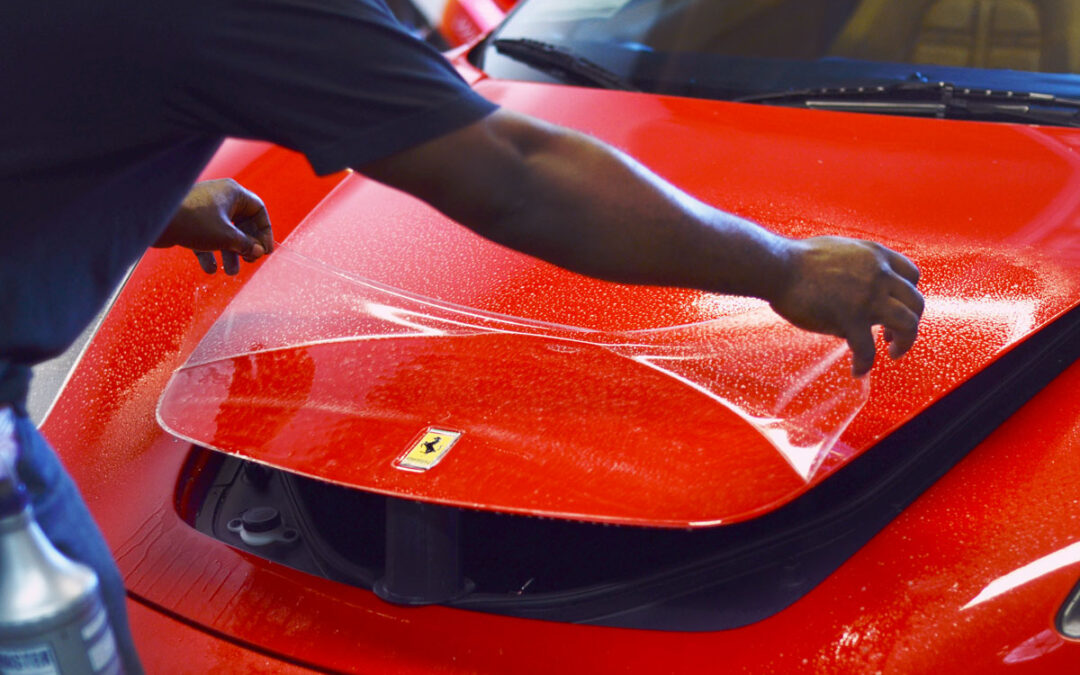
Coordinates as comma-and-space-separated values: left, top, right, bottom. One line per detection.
128, 601, 321, 674
36, 58, 1080, 675
159, 82, 1080, 526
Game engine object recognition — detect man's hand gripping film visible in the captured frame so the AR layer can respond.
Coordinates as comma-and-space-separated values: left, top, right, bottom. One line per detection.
769, 237, 924, 377
153, 178, 274, 275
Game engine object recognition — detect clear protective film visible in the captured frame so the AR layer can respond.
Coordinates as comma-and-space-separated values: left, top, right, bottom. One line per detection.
177, 243, 868, 483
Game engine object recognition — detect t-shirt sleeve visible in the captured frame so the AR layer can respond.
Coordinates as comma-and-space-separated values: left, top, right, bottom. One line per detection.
165, 0, 498, 174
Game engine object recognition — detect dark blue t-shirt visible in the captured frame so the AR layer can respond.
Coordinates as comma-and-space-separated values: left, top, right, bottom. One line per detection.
0, 0, 497, 408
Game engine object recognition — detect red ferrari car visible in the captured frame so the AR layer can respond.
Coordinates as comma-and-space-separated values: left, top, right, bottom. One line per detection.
32, 0, 1080, 672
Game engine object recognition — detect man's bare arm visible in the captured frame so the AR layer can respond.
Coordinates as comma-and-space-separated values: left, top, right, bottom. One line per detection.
361, 109, 923, 376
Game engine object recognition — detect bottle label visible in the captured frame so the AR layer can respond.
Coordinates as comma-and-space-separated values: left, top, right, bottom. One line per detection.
0, 645, 59, 675
81, 607, 119, 674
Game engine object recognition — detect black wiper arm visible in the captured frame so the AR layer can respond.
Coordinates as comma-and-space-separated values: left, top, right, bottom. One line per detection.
737, 81, 1080, 126
493, 38, 639, 92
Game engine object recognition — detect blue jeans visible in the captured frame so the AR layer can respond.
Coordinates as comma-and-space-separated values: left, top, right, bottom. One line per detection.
12, 412, 144, 674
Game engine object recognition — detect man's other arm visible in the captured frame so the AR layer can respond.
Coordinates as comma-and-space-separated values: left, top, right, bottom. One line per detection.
360, 109, 923, 376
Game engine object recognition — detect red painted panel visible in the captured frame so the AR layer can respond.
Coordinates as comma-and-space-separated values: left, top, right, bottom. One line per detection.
158, 84, 1080, 525
127, 600, 321, 674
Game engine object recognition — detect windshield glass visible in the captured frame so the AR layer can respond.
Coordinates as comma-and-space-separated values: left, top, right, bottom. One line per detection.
479, 0, 1080, 101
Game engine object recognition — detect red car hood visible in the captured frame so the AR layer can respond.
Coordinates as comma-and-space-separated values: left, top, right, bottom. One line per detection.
158, 81, 1080, 527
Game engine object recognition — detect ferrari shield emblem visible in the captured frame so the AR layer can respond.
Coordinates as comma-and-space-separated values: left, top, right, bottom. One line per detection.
396, 428, 462, 471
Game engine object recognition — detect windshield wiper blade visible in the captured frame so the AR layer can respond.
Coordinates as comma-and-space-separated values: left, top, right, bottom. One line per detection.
737, 81, 1080, 126
493, 38, 639, 92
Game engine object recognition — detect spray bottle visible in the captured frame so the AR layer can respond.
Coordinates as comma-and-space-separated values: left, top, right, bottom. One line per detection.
0, 409, 122, 674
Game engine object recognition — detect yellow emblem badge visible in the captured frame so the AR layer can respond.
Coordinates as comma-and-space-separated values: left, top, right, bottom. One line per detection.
396, 428, 462, 471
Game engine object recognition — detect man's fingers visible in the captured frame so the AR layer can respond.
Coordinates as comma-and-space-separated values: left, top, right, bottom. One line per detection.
195, 251, 218, 274
215, 221, 266, 263
234, 221, 269, 261
229, 183, 267, 221
222, 250, 241, 276
255, 222, 273, 256
873, 297, 920, 359
845, 323, 877, 378
234, 212, 273, 256
230, 184, 274, 255
244, 210, 274, 255
194, 246, 257, 275
888, 274, 924, 317
197, 223, 262, 273
885, 248, 920, 286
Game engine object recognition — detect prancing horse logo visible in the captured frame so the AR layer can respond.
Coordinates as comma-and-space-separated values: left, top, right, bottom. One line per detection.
397, 429, 463, 471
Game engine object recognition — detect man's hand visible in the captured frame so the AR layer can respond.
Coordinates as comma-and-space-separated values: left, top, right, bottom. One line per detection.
153, 179, 274, 275
769, 237, 923, 377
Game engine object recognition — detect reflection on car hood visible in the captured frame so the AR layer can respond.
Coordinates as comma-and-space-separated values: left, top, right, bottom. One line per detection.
158, 82, 1080, 527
